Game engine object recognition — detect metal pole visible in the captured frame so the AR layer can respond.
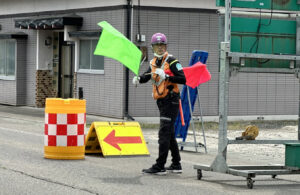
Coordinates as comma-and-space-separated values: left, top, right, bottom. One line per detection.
297, 17, 300, 140
224, 0, 231, 43
219, 0, 231, 156
210, 42, 230, 173
218, 9, 299, 20
124, 0, 134, 120
196, 87, 207, 153
210, 0, 231, 173
218, 14, 225, 43
186, 86, 198, 152
218, 42, 230, 156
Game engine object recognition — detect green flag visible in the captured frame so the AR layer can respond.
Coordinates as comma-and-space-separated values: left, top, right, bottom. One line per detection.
94, 21, 142, 75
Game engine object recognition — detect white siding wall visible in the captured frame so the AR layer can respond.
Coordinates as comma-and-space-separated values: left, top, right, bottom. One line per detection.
36, 30, 53, 70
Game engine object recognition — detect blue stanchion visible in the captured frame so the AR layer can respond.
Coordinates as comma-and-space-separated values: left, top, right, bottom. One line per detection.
174, 50, 209, 142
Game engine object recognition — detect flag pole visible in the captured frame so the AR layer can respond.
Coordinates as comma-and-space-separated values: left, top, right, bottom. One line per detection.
135, 56, 146, 88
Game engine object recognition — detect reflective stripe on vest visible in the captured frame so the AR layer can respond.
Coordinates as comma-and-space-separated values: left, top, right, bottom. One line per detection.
150, 52, 179, 100
160, 116, 171, 121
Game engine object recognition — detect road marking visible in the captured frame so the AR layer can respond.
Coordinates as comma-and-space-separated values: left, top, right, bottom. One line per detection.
0, 114, 43, 123
0, 127, 43, 137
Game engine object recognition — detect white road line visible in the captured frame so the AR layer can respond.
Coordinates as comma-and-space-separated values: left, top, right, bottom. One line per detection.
0, 115, 44, 123
0, 127, 43, 137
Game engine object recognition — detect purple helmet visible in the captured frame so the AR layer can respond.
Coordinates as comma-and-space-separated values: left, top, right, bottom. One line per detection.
151, 33, 167, 45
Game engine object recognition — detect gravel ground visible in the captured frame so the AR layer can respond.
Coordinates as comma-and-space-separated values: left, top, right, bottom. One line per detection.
143, 125, 299, 165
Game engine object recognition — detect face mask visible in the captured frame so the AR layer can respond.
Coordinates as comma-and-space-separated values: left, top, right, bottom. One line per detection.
154, 52, 166, 59
154, 53, 164, 58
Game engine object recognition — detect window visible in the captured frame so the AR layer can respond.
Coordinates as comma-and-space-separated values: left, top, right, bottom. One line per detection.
0, 39, 16, 79
79, 40, 104, 73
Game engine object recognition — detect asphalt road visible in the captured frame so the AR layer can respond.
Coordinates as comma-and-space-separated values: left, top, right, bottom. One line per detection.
0, 106, 300, 195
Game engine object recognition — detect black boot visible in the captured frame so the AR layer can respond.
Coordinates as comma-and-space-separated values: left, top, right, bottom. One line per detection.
166, 163, 182, 173
142, 164, 166, 175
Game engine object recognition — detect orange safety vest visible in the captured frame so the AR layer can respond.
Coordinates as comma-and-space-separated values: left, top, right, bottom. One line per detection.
150, 52, 179, 100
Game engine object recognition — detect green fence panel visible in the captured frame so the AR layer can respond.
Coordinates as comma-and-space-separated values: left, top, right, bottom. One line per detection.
217, 0, 300, 11
230, 17, 296, 68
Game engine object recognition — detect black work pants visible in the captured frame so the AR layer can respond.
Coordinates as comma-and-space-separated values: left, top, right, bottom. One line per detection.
155, 92, 181, 168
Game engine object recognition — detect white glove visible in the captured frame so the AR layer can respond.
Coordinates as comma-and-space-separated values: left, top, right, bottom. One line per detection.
155, 68, 166, 80
132, 76, 140, 85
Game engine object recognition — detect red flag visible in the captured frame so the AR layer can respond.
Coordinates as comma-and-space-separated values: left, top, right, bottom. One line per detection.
165, 62, 211, 88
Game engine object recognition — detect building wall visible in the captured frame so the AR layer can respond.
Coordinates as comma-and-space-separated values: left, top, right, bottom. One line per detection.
0, 16, 37, 106
228, 73, 299, 115
0, 80, 16, 105
0, 17, 16, 105
75, 9, 126, 118
129, 6, 299, 117
0, 2, 299, 117
16, 39, 27, 105
129, 8, 220, 117
37, 31, 53, 70
0, 7, 127, 115
24, 31, 37, 106
0, 0, 217, 16
0, 38, 28, 106
34, 30, 55, 107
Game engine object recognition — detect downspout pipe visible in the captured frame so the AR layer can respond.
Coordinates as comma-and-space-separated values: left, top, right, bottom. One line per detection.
125, 0, 135, 120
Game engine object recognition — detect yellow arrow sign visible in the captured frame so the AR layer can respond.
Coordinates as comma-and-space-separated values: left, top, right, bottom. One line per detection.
85, 122, 150, 157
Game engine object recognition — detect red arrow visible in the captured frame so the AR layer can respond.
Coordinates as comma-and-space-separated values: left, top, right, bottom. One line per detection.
103, 130, 142, 151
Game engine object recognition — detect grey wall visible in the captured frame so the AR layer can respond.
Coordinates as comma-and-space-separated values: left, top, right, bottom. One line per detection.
23, 29, 37, 106
0, 0, 217, 16
0, 4, 299, 117
0, 39, 28, 106
129, 7, 299, 117
16, 39, 27, 105
0, 17, 37, 106
0, 80, 16, 105
76, 9, 126, 118
228, 73, 299, 115
0, 18, 17, 105
129, 8, 220, 117
0, 8, 126, 114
